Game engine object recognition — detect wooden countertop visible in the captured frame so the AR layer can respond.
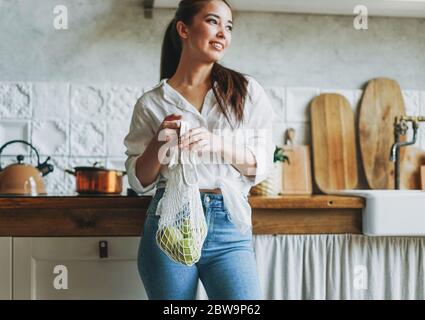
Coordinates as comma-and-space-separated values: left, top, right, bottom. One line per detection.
249, 194, 363, 209
0, 194, 364, 236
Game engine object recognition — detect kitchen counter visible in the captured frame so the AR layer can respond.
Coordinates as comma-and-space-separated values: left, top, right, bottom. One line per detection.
0, 194, 364, 236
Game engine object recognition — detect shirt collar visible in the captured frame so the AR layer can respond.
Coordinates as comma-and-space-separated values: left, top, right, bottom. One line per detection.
161, 78, 217, 119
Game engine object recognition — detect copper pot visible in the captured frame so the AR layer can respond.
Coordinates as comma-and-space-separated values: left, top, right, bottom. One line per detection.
66, 162, 126, 194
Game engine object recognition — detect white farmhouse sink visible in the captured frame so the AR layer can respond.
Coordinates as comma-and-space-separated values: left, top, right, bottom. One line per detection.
328, 190, 425, 236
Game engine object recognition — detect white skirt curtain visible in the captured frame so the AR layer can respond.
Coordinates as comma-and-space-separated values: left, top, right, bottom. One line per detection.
196, 234, 425, 300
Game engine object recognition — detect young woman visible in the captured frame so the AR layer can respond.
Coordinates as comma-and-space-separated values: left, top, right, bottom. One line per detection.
124, 0, 275, 300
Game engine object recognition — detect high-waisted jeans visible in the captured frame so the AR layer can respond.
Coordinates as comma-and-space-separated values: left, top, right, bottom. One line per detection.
137, 188, 263, 300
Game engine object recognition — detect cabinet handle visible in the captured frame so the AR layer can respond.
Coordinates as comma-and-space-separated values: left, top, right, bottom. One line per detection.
99, 240, 108, 259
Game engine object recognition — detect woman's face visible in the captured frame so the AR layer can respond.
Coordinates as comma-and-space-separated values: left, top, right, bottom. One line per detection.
179, 0, 233, 63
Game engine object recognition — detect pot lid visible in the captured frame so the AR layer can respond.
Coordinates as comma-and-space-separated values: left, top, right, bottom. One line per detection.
72, 162, 124, 173
73, 166, 109, 172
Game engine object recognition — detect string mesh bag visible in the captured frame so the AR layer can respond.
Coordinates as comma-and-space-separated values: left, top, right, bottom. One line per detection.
155, 121, 207, 266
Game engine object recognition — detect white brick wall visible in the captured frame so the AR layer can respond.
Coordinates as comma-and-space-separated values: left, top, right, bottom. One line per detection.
1, 82, 424, 194
0, 82, 154, 195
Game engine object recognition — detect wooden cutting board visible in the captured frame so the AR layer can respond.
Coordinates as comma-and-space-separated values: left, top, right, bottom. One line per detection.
421, 166, 425, 190
281, 128, 312, 195
359, 78, 406, 189
311, 93, 358, 193
400, 146, 425, 189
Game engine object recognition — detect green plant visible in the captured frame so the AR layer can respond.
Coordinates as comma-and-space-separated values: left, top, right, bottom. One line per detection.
274, 146, 290, 164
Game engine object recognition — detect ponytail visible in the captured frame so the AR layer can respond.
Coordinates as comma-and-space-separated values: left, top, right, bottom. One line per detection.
160, 18, 181, 80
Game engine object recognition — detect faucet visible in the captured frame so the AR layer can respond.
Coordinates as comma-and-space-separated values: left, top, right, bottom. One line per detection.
389, 116, 425, 189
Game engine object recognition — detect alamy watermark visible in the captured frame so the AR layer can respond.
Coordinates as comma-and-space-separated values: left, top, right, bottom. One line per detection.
353, 5, 368, 30
353, 264, 368, 290
157, 127, 271, 176
53, 5, 68, 30
53, 264, 68, 290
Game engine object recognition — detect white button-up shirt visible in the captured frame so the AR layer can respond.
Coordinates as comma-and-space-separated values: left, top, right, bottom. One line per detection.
124, 75, 275, 234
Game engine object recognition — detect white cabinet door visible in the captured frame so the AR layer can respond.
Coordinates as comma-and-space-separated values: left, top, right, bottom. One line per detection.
13, 237, 147, 300
0, 237, 12, 300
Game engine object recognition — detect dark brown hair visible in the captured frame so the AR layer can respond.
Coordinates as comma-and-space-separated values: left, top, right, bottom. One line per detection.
160, 0, 249, 127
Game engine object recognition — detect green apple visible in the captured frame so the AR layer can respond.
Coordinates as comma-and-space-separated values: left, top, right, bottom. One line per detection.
176, 238, 200, 264
157, 226, 182, 252
181, 218, 191, 239
181, 218, 207, 240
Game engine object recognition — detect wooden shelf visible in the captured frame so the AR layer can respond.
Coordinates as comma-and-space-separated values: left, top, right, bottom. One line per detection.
0, 194, 364, 236
248, 195, 364, 209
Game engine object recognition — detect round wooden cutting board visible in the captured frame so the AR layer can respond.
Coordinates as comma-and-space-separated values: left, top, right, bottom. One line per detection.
359, 78, 406, 189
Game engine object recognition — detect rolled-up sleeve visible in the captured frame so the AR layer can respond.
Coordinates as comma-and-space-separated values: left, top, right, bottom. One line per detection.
124, 99, 160, 194
241, 78, 275, 186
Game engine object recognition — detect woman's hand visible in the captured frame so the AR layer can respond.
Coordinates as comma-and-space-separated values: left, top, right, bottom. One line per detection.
179, 126, 222, 154
156, 113, 182, 144
136, 113, 182, 186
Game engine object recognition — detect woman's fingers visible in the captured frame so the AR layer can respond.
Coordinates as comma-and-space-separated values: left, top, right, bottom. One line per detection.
180, 128, 209, 149
158, 128, 179, 143
155, 114, 182, 145
161, 114, 182, 129
191, 139, 208, 150
164, 113, 182, 121
185, 132, 206, 146
181, 127, 205, 140
162, 120, 180, 129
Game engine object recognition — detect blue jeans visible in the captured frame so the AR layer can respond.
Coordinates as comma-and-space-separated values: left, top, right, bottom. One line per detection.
137, 188, 262, 300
